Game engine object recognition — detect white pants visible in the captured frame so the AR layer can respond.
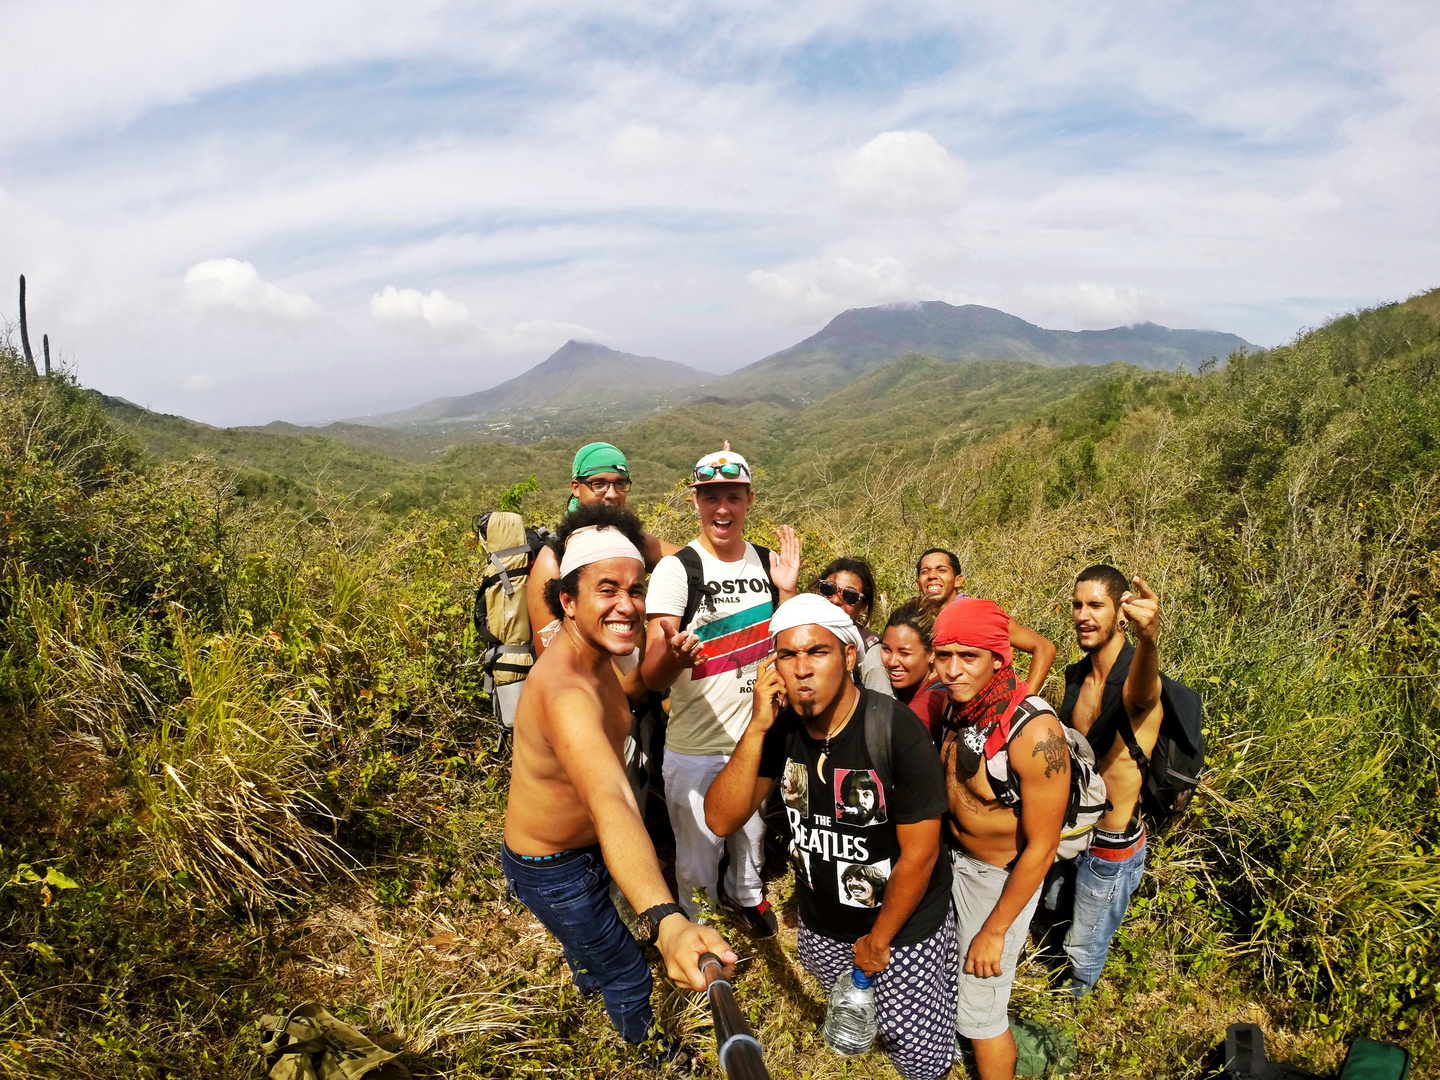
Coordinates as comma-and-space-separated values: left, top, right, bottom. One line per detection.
662, 750, 765, 919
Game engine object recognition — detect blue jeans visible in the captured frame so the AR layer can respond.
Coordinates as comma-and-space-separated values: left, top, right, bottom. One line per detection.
1063, 837, 1146, 996
501, 843, 656, 1043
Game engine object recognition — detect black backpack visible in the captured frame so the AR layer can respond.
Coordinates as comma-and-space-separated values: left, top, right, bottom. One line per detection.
1059, 641, 1206, 831
673, 543, 779, 630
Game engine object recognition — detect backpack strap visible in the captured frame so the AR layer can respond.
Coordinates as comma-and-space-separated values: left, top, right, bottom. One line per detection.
675, 546, 717, 631
750, 544, 780, 613
861, 690, 894, 793
480, 543, 536, 597
1115, 711, 1151, 771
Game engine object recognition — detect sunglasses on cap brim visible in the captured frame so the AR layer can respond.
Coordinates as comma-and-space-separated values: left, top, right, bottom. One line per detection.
818, 580, 865, 606
694, 462, 748, 482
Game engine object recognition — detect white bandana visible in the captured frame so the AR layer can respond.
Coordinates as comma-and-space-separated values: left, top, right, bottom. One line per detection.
558, 525, 645, 578
769, 593, 867, 659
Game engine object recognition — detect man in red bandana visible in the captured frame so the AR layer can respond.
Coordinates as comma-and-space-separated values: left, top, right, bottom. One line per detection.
934, 599, 1070, 1080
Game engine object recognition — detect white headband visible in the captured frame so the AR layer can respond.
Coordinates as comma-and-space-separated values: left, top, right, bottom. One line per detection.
769, 593, 866, 659
558, 525, 645, 579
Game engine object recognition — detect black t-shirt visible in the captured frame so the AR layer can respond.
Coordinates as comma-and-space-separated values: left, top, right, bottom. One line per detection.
757, 689, 951, 946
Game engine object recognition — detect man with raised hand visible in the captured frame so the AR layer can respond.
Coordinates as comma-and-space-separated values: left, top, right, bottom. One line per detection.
642, 442, 800, 938
914, 548, 1058, 691
936, 599, 1069, 1080
528, 442, 678, 656
1056, 565, 1163, 996
503, 505, 736, 1062
705, 594, 956, 1080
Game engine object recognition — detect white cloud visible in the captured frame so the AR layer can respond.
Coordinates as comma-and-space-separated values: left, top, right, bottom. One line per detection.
748, 251, 981, 324
184, 259, 318, 318
1019, 283, 1197, 330
605, 125, 743, 175
835, 131, 969, 216
479, 319, 607, 356
182, 373, 215, 392
4, 2, 1438, 422
369, 285, 471, 328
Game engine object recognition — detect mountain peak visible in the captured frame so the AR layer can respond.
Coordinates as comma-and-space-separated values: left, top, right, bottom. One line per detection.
367, 340, 713, 428
712, 301, 1251, 401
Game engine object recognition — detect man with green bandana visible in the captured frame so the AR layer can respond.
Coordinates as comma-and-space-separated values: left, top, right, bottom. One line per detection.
528, 443, 679, 654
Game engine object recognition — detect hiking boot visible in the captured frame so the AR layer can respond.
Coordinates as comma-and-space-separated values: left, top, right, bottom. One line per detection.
721, 894, 779, 939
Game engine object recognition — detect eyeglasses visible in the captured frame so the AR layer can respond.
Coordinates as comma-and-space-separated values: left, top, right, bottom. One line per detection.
818, 580, 865, 606
694, 462, 746, 482
579, 476, 632, 494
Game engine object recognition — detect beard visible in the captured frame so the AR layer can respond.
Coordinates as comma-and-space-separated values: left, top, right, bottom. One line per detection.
794, 697, 818, 718
1080, 619, 1122, 655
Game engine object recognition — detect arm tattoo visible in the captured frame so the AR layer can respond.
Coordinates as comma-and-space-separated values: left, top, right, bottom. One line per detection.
1031, 732, 1068, 778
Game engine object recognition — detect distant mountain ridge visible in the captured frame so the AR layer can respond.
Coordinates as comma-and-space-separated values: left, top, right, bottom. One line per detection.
363, 302, 1251, 429
368, 340, 713, 428
709, 302, 1252, 402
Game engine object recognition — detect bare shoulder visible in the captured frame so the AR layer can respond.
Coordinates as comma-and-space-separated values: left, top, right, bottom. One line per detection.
533, 542, 559, 580
645, 531, 681, 562
1012, 707, 1069, 780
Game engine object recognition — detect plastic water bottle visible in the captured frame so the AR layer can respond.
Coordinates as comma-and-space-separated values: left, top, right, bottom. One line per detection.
823, 966, 877, 1055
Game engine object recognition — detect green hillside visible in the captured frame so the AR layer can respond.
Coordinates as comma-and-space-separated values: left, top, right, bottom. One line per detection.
3, 289, 1438, 1077
96, 356, 1165, 517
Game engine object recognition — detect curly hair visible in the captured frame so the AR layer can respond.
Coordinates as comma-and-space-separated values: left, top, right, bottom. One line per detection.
543, 504, 648, 621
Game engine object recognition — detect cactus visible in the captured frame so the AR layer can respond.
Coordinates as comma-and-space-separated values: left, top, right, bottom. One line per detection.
18, 274, 39, 376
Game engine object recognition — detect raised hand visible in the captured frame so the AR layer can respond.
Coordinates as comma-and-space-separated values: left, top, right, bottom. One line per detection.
769, 524, 802, 598
662, 622, 704, 667
1119, 575, 1160, 643
748, 654, 785, 734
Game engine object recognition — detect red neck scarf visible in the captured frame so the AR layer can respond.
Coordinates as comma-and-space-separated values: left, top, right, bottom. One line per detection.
946, 663, 1029, 756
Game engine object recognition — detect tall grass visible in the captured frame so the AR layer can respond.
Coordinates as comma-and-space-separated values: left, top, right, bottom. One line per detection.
1, 296, 1439, 1075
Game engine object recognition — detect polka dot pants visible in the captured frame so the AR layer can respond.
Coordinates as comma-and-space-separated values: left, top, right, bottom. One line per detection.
798, 907, 958, 1080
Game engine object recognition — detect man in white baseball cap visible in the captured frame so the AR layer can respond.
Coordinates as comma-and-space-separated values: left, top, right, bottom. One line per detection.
642, 442, 801, 937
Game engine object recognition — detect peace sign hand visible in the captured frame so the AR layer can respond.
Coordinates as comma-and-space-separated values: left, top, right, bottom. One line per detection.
1119, 576, 1160, 644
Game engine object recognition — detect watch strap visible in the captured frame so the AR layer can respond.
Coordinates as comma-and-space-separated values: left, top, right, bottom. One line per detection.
638, 903, 683, 943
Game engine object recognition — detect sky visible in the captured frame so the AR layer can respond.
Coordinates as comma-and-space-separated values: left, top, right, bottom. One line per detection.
3, 1, 1438, 426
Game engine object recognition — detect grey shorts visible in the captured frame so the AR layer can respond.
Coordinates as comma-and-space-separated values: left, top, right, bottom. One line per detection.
951, 849, 1042, 1040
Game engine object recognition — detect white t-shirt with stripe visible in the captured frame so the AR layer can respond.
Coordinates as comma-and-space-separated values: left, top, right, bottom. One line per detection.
646, 541, 775, 756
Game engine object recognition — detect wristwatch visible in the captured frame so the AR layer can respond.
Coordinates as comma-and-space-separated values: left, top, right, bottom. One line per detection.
637, 903, 684, 945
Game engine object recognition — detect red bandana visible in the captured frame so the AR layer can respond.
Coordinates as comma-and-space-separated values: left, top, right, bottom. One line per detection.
945, 662, 1029, 757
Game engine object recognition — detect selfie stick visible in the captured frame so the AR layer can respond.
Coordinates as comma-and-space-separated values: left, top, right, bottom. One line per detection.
698, 953, 770, 1080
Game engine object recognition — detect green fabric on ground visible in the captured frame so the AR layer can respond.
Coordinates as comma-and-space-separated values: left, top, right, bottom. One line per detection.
258, 1003, 411, 1080
1010, 1016, 1078, 1077
1338, 1037, 1411, 1080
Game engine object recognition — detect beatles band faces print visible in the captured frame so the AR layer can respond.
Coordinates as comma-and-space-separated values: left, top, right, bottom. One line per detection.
780, 758, 893, 907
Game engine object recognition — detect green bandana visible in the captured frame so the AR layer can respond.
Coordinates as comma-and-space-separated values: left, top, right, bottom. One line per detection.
566, 442, 630, 512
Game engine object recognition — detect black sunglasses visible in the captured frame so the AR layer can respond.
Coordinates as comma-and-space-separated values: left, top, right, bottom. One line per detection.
818, 580, 865, 606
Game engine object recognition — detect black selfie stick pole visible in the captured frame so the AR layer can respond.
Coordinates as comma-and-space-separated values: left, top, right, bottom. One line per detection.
698, 953, 771, 1080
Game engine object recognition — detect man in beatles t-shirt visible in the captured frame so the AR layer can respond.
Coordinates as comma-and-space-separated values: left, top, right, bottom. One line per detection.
705, 595, 957, 1080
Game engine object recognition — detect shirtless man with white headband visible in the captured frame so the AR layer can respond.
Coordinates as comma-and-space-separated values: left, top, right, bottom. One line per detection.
504, 504, 736, 1060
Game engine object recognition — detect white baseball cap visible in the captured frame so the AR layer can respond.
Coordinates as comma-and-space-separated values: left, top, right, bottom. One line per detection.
691, 441, 753, 486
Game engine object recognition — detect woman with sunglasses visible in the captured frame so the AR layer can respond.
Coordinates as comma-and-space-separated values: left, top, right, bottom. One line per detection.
530, 442, 679, 658
880, 597, 948, 741
813, 557, 894, 697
